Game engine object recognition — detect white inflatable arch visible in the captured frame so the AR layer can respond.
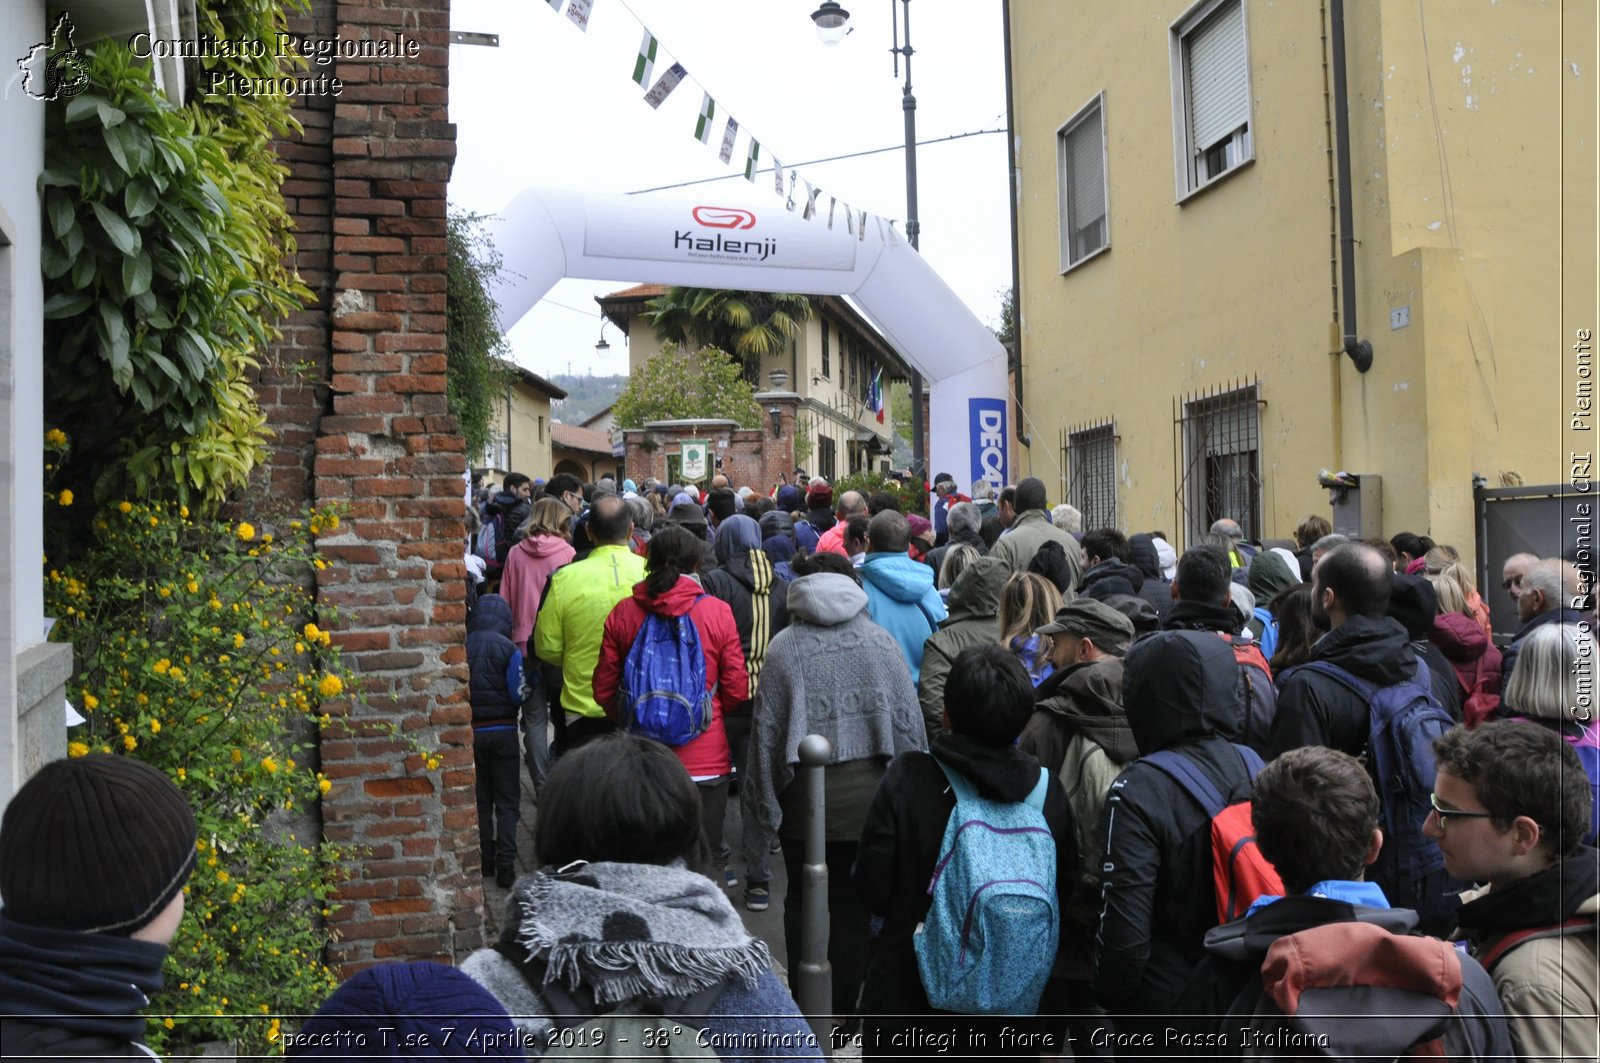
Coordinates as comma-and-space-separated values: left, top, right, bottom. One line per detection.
486, 188, 1009, 489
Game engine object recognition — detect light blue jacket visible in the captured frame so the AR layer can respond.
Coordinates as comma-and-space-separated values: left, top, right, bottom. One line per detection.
859, 551, 947, 684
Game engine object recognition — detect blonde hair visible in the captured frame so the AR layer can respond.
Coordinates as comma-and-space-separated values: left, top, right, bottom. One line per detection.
998, 572, 1062, 645
1422, 544, 1461, 574
520, 496, 573, 541
938, 543, 980, 591
1427, 572, 1467, 615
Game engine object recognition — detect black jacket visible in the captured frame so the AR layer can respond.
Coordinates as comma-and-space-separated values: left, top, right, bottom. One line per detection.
1077, 557, 1144, 601
923, 527, 989, 580
1126, 535, 1175, 623
853, 733, 1077, 1016
1093, 631, 1258, 1015
1264, 614, 1417, 759
703, 550, 789, 705
486, 489, 531, 559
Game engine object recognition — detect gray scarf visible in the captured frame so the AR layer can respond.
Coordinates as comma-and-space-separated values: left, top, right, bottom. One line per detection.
462, 862, 770, 1036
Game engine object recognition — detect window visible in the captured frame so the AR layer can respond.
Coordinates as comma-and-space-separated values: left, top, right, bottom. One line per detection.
849, 345, 858, 392
1177, 381, 1261, 546
480, 431, 509, 472
1172, 0, 1252, 197
821, 321, 831, 378
1057, 94, 1108, 269
818, 435, 837, 481
1066, 423, 1117, 531
538, 415, 546, 443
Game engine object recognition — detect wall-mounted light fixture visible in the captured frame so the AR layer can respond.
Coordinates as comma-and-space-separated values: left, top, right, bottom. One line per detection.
595, 322, 611, 353
768, 407, 783, 438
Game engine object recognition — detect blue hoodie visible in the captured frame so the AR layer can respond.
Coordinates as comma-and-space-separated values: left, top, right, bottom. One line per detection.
858, 551, 947, 684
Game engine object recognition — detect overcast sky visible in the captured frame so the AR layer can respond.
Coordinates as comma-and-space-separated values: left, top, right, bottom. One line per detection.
447, 0, 1010, 383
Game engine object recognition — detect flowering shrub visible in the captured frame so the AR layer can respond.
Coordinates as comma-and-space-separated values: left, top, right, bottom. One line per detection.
45, 498, 378, 1052
833, 471, 929, 515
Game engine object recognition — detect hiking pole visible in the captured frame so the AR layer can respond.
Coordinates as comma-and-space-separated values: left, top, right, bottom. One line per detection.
794, 734, 833, 1054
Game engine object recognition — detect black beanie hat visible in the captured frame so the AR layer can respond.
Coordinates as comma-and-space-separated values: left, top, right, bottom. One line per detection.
0, 754, 197, 934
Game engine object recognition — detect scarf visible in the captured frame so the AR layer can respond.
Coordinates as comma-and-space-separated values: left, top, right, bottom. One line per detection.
1455, 850, 1600, 934
501, 863, 770, 1006
0, 912, 167, 1041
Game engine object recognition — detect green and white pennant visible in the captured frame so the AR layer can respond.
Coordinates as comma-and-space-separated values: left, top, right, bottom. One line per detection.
631, 28, 658, 87
694, 93, 716, 144
744, 139, 760, 182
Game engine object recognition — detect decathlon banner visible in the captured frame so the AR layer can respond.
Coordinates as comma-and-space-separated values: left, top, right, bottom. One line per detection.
968, 398, 1008, 490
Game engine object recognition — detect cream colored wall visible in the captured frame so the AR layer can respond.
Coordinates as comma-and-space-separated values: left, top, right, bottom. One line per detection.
1012, 0, 1337, 546
490, 379, 554, 477
1011, 0, 1595, 559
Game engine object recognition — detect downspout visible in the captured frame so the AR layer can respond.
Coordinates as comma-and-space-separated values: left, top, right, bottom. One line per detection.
1001, 0, 1030, 459
1330, 0, 1373, 374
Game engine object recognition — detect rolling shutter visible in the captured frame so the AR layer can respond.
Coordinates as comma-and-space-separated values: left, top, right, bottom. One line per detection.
1186, 1, 1249, 152
1066, 107, 1106, 234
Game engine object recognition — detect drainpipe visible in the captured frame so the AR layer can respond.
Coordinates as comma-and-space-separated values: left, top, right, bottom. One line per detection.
1001, 0, 1030, 456
1330, 0, 1373, 373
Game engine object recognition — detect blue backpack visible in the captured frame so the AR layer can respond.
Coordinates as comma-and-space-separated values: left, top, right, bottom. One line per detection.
1251, 606, 1279, 659
620, 599, 714, 747
1290, 657, 1464, 927
914, 758, 1058, 1015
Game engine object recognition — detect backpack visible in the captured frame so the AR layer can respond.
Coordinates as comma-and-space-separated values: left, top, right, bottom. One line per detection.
1568, 728, 1600, 848
1477, 914, 1599, 972
1461, 652, 1501, 728
914, 758, 1059, 1015
1250, 605, 1279, 659
1145, 744, 1284, 923
1290, 657, 1464, 928
477, 509, 505, 578
538, 968, 728, 1061
620, 599, 714, 747
1230, 637, 1278, 753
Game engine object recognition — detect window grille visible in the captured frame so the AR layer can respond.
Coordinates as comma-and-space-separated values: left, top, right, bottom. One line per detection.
819, 435, 837, 481
1174, 379, 1263, 548
1066, 422, 1117, 531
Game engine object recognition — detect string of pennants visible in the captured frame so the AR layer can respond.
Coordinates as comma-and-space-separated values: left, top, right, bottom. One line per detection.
543, 0, 900, 241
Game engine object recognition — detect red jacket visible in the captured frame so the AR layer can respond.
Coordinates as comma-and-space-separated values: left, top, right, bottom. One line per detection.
1428, 610, 1503, 707
594, 576, 749, 778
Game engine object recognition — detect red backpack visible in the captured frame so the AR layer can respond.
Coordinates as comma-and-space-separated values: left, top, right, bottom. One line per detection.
1145, 743, 1284, 922
1227, 636, 1278, 753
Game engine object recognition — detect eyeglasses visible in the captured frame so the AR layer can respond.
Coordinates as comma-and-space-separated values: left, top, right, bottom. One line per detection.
1428, 792, 1499, 830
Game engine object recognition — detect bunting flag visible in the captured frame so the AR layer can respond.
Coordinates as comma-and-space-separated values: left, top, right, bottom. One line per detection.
771, 155, 783, 195
694, 93, 716, 144
801, 180, 820, 219
565, 0, 594, 30
744, 139, 760, 182
718, 117, 738, 164
631, 29, 658, 86
867, 367, 885, 423
545, 0, 562, 10
643, 62, 687, 109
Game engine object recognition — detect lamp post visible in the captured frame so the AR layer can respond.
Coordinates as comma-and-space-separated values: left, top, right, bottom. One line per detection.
812, 0, 925, 482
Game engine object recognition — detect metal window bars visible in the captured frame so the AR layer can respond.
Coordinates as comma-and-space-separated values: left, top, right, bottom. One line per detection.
1173, 378, 1265, 549
1065, 421, 1118, 531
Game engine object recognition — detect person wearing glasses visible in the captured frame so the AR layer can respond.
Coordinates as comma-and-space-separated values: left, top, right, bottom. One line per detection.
1429, 722, 1598, 1063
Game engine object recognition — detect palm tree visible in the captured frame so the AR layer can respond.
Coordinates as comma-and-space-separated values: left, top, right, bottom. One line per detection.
643, 288, 812, 383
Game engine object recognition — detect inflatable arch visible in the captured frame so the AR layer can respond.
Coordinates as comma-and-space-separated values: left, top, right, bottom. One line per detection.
486, 188, 1010, 491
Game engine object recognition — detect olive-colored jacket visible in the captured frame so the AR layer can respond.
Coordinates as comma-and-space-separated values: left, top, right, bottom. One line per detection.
917, 556, 1008, 741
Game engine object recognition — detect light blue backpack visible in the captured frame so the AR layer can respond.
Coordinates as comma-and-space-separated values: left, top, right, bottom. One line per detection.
913, 758, 1059, 1015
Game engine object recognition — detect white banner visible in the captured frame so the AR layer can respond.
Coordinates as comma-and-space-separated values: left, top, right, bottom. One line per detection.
643, 62, 686, 108
680, 440, 709, 482
584, 197, 858, 272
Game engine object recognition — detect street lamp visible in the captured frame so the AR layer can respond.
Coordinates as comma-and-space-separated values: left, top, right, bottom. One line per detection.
594, 321, 611, 353
811, 0, 925, 479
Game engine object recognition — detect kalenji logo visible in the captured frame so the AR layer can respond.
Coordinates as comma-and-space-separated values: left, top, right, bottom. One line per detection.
692, 206, 757, 230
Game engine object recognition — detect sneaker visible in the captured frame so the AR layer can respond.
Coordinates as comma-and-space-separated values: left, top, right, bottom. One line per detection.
722, 867, 738, 889
744, 882, 770, 912
495, 865, 516, 889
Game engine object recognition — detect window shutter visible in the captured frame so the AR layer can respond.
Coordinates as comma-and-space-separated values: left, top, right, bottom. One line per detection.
1067, 108, 1106, 230
1186, 1, 1248, 153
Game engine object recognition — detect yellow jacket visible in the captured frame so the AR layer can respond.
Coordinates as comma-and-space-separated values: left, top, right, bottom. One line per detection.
533, 544, 647, 720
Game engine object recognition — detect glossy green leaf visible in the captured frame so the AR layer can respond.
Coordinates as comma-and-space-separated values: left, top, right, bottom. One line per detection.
91, 202, 138, 254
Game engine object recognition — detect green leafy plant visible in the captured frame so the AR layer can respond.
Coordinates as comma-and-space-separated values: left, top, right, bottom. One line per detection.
45, 499, 439, 1053
643, 288, 811, 384
613, 343, 763, 429
447, 211, 519, 460
834, 470, 929, 515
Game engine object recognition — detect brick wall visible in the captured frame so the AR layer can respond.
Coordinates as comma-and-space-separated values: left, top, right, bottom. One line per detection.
254, 0, 482, 973
622, 398, 801, 492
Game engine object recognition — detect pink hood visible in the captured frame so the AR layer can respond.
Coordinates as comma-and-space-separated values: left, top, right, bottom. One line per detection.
500, 533, 575, 652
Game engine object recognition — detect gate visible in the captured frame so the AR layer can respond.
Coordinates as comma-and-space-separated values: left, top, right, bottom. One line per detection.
1474, 481, 1596, 639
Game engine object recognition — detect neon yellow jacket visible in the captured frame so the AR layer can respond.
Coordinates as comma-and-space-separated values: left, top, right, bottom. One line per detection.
533, 544, 647, 720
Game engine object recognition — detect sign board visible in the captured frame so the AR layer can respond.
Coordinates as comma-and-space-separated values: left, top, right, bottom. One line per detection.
679, 440, 709, 482
968, 398, 1008, 491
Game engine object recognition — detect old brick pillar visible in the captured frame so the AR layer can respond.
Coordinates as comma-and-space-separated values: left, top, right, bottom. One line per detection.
259, 0, 482, 972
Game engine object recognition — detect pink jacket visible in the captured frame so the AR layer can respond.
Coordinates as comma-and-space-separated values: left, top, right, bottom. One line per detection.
499, 533, 575, 654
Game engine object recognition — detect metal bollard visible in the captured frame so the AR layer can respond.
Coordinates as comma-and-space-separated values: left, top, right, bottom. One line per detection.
793, 734, 833, 1052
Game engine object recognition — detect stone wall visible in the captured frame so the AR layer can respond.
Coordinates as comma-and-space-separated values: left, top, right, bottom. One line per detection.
252, 0, 482, 973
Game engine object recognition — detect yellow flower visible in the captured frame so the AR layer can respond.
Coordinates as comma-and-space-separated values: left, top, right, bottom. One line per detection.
261, 533, 273, 544
231, 748, 243, 763
217, 870, 230, 884
148, 515, 159, 527
44, 428, 67, 447
179, 505, 189, 519
176, 767, 186, 780
118, 501, 132, 514
233, 632, 246, 649
163, 1018, 175, 1030
123, 735, 137, 752
318, 777, 332, 795
67, 741, 88, 758
303, 622, 321, 641
153, 659, 170, 675
186, 580, 199, 594
261, 756, 279, 774
317, 674, 343, 698
57, 489, 73, 507
150, 718, 161, 734
83, 693, 98, 711
424, 756, 441, 771
236, 521, 255, 542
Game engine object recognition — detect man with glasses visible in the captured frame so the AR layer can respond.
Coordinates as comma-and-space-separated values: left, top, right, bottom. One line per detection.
1429, 722, 1598, 1062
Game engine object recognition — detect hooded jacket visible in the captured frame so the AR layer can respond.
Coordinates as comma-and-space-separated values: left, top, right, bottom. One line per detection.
499, 532, 576, 654
917, 556, 1007, 739
704, 516, 789, 702
466, 594, 525, 729
592, 575, 748, 779
858, 550, 948, 685
1093, 631, 1259, 1015
1454, 854, 1599, 1063
1264, 614, 1418, 759
1175, 893, 1511, 1061
1127, 534, 1174, 623
1077, 557, 1145, 601
1428, 610, 1503, 706
990, 508, 1086, 583
535, 544, 648, 721
742, 573, 926, 842
486, 488, 531, 560
852, 732, 1077, 1016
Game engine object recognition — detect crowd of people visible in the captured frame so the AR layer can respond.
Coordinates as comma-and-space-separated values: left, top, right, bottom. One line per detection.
4, 466, 1596, 1061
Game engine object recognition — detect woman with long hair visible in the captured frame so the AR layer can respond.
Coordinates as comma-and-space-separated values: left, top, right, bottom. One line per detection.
1268, 582, 1321, 677
998, 572, 1063, 686
1426, 570, 1503, 725
1424, 546, 1494, 640
592, 525, 749, 888
499, 497, 577, 791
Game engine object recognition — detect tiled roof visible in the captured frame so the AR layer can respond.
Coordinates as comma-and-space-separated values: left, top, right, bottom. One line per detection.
551, 422, 615, 455
600, 283, 667, 301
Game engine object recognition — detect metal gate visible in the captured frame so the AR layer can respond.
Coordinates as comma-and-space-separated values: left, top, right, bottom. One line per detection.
1474, 481, 1597, 639
1173, 378, 1265, 549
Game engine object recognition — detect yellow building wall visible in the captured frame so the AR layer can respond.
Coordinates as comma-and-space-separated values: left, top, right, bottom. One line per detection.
489, 379, 554, 478
1011, 0, 1596, 562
